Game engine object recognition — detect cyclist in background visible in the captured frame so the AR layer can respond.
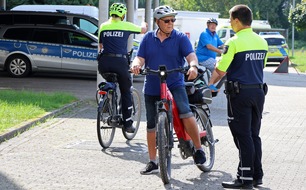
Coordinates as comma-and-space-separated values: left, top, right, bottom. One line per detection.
131, 5, 206, 175
98, 2, 147, 133
196, 18, 224, 73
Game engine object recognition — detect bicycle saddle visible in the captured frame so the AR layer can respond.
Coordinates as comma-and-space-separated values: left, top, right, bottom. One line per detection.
102, 73, 118, 82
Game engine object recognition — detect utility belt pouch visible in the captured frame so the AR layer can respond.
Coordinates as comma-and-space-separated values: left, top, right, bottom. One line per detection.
233, 81, 240, 94
224, 81, 240, 94
263, 83, 268, 95
224, 81, 234, 95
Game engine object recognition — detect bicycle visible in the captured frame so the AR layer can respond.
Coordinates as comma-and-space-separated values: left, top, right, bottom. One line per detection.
141, 65, 219, 184
96, 50, 141, 149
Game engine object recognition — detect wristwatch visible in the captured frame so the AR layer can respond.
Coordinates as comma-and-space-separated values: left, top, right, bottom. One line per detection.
190, 65, 198, 69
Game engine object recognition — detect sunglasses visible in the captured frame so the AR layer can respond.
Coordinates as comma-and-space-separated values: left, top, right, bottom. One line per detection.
160, 18, 176, 23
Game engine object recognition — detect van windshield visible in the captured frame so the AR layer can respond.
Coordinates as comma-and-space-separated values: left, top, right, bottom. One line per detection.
265, 38, 286, 46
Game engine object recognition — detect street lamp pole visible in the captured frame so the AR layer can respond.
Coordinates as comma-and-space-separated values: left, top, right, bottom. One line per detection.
291, 0, 295, 57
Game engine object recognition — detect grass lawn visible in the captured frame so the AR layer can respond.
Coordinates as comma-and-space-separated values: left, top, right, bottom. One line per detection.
0, 90, 77, 134
289, 49, 306, 73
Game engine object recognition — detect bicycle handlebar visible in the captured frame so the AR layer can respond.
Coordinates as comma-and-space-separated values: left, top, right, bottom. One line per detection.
140, 65, 188, 76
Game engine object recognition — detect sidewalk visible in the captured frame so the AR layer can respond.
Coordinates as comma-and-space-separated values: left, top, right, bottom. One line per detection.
0, 66, 306, 190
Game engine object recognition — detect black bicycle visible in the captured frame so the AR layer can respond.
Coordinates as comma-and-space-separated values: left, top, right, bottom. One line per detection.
96, 74, 141, 148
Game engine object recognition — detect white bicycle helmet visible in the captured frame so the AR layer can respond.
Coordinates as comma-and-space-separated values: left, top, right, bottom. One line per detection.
153, 5, 177, 19
207, 18, 218, 25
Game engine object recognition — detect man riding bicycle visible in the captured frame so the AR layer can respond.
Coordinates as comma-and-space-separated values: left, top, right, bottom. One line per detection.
98, 2, 147, 133
131, 5, 206, 175
196, 18, 224, 73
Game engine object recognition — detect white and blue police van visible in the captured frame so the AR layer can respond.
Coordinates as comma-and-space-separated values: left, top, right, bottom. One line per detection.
0, 24, 98, 77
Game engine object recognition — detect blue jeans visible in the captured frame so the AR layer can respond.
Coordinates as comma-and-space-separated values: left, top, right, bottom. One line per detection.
144, 86, 193, 132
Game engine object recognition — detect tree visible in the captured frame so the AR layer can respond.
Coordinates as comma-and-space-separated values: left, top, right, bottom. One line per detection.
289, 3, 306, 30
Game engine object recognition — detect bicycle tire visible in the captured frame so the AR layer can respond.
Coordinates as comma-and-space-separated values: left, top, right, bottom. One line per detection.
193, 107, 215, 172
97, 97, 116, 148
157, 112, 172, 184
122, 88, 141, 140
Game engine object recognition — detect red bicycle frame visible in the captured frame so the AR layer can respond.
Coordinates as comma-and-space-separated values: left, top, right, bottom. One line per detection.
158, 66, 207, 142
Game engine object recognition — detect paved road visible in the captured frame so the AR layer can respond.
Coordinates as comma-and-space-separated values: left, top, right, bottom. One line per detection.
0, 66, 306, 190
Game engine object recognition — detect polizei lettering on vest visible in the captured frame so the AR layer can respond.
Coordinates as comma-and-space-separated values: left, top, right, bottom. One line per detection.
245, 53, 266, 61
103, 31, 124, 37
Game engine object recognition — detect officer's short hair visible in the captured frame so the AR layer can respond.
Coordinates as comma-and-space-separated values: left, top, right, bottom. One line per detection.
229, 4, 252, 26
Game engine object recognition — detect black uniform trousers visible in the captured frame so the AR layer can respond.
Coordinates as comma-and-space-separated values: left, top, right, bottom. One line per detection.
227, 88, 265, 184
98, 55, 133, 127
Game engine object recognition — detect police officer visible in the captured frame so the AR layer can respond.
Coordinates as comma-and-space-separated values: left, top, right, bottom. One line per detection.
208, 5, 268, 189
98, 3, 147, 133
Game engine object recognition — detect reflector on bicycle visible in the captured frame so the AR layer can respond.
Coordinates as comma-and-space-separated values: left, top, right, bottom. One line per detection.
98, 91, 107, 95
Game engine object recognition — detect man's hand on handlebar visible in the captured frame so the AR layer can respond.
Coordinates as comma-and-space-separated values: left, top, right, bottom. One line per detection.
130, 65, 142, 75
186, 66, 198, 81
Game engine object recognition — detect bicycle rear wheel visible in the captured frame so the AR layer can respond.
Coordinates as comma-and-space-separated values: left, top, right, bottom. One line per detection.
122, 88, 141, 140
157, 112, 172, 184
97, 97, 115, 148
193, 107, 215, 172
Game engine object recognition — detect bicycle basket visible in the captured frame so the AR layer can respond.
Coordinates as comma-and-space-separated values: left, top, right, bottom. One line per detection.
188, 87, 212, 104
98, 82, 116, 91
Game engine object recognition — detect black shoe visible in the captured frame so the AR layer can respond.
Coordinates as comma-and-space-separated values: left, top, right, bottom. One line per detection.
193, 150, 206, 165
253, 179, 263, 187
140, 161, 159, 175
123, 120, 135, 133
222, 179, 253, 189
124, 125, 135, 133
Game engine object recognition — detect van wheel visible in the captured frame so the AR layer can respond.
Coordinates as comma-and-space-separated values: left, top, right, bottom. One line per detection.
6, 55, 31, 78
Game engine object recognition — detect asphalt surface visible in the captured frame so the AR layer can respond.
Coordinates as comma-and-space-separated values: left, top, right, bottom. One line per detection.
0, 66, 306, 190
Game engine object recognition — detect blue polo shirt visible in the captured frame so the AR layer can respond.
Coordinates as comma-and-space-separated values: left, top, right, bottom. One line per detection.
137, 29, 194, 96
196, 28, 223, 62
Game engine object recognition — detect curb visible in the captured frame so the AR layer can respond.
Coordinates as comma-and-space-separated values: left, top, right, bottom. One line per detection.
0, 100, 86, 144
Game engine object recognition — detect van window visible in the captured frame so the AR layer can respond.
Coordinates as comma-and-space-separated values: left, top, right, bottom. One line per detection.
63, 31, 95, 47
0, 14, 67, 25
3, 28, 32, 40
264, 38, 286, 46
32, 29, 60, 43
73, 18, 98, 35
217, 29, 226, 38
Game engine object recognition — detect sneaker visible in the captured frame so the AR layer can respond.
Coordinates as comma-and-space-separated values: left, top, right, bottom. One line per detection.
193, 150, 206, 165
140, 161, 159, 175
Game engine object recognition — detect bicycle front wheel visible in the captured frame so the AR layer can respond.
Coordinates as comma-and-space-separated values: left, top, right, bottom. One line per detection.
97, 97, 115, 148
122, 88, 141, 140
193, 107, 215, 172
157, 112, 172, 184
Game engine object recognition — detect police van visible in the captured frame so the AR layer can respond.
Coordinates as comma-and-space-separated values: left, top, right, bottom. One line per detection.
0, 10, 99, 36
0, 24, 98, 77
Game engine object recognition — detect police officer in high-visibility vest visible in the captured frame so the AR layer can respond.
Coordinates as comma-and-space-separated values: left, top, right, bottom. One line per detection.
98, 3, 147, 133
208, 5, 268, 189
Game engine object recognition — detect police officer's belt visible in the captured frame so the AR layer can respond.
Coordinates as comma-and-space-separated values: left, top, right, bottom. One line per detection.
103, 53, 127, 58
239, 84, 263, 89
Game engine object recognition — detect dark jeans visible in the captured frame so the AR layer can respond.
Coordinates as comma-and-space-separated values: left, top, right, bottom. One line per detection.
98, 56, 132, 127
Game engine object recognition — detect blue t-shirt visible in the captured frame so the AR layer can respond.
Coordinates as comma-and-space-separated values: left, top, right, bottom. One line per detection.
196, 28, 223, 62
137, 29, 194, 96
